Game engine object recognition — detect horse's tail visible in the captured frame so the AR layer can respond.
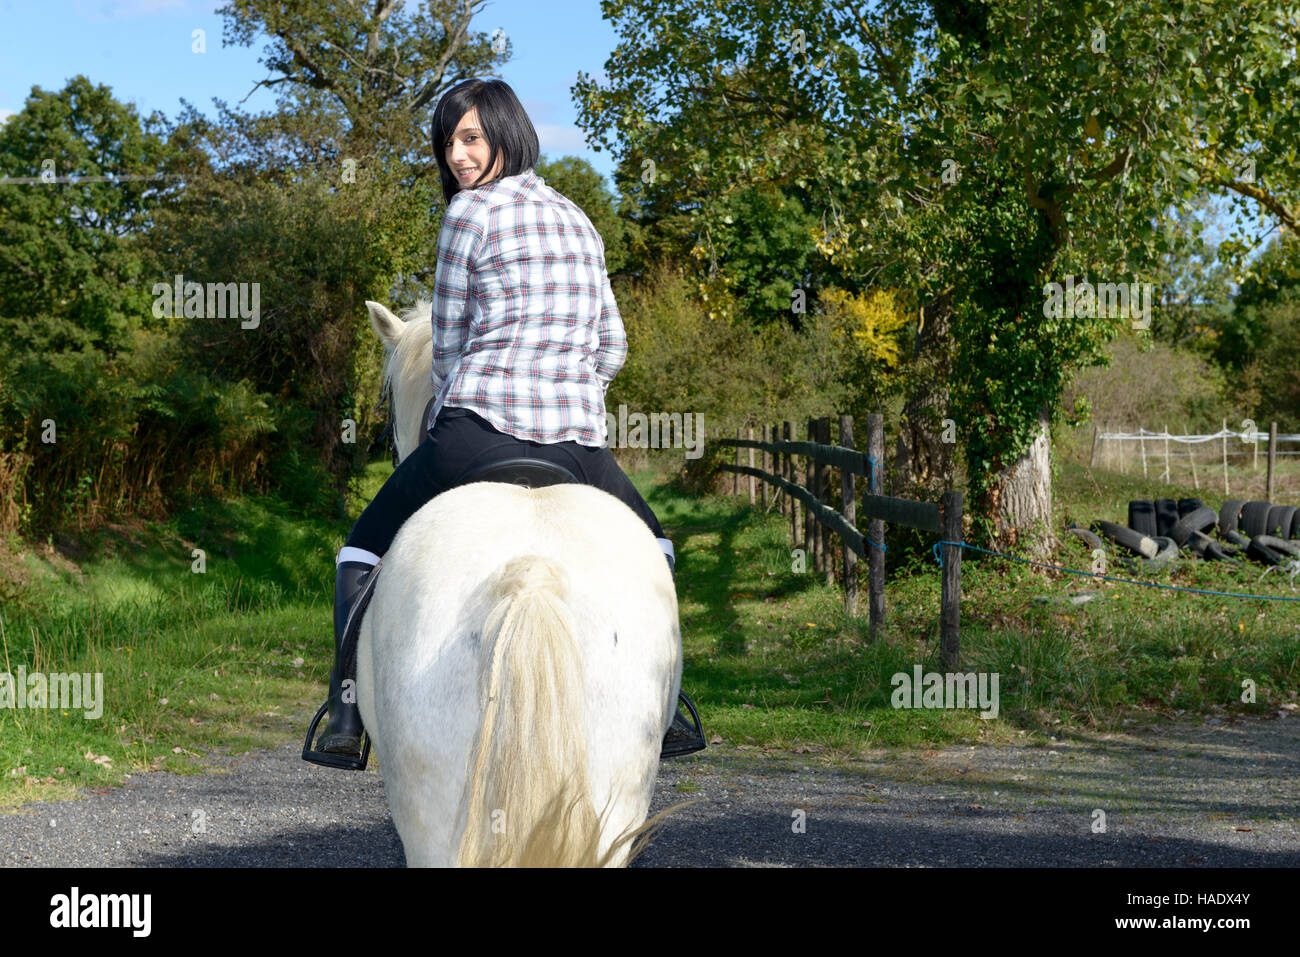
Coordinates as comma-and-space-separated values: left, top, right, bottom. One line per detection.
456, 555, 607, 867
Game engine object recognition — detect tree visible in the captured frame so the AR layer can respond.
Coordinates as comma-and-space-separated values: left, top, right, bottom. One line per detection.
217, 0, 508, 172
576, 0, 1300, 555
0, 76, 180, 356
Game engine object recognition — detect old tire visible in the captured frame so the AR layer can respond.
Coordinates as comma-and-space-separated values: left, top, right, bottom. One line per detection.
1223, 529, 1250, 548
1256, 534, 1300, 557
1094, 520, 1159, 559
1170, 505, 1218, 547
1247, 537, 1284, 566
1265, 505, 1296, 539
1219, 499, 1246, 534
1128, 500, 1158, 536
1154, 498, 1180, 537
1066, 525, 1104, 551
1177, 497, 1202, 518
1240, 501, 1274, 539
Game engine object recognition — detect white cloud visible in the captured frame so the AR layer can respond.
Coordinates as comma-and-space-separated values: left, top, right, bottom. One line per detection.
535, 122, 591, 156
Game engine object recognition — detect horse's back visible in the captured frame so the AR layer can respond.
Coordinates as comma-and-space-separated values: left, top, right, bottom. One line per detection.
357, 482, 680, 866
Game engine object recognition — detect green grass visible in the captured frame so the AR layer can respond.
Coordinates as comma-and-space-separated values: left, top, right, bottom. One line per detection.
0, 464, 392, 808
632, 454, 1300, 762
2, 452, 1297, 807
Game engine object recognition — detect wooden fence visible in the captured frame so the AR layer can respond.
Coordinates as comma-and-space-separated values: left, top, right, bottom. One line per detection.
718, 413, 965, 668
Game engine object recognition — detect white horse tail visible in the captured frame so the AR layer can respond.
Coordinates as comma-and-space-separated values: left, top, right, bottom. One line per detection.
457, 554, 604, 867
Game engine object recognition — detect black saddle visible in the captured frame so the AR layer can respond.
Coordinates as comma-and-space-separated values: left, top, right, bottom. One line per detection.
456, 456, 578, 488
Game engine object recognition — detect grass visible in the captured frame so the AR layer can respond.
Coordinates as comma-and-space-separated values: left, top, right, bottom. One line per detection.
0, 464, 391, 809
1, 451, 1297, 807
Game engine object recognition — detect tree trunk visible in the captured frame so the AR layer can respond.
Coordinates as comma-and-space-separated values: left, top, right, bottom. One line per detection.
988, 406, 1055, 560
894, 289, 956, 498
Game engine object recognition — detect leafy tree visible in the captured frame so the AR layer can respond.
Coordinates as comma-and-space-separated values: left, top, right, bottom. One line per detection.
0, 76, 180, 356
576, 0, 1300, 555
217, 0, 509, 173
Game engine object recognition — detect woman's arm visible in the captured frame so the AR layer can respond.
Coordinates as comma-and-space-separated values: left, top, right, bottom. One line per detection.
431, 197, 486, 384
593, 271, 628, 391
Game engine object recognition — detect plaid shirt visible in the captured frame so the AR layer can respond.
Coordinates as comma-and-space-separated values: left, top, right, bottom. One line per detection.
427, 168, 627, 446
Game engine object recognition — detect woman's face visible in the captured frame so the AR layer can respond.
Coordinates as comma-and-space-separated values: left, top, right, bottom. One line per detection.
445, 107, 502, 189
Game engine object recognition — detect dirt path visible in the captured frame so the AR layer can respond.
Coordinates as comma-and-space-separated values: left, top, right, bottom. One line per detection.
0, 713, 1295, 867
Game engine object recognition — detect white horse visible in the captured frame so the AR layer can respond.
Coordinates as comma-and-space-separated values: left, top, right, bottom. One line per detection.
355, 300, 682, 867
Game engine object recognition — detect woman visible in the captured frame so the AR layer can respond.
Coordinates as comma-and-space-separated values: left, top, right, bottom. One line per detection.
307, 78, 703, 767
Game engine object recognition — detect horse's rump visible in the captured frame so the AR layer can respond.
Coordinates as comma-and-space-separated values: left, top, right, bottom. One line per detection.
357, 482, 680, 866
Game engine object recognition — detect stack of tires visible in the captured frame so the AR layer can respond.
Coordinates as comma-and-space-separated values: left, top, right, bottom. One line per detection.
1070, 497, 1300, 570
1217, 499, 1300, 566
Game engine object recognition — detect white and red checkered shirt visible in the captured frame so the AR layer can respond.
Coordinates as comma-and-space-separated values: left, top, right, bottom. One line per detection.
426, 168, 627, 446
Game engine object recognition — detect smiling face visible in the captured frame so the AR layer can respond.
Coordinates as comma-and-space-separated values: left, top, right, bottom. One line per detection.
445, 107, 502, 189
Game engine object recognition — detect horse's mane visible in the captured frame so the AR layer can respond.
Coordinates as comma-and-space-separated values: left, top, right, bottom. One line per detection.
381, 301, 438, 457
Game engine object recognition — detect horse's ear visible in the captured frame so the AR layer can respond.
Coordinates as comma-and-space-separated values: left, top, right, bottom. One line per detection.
366, 300, 404, 349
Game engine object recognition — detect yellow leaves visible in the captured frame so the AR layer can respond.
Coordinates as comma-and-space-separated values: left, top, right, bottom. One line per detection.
818, 286, 909, 368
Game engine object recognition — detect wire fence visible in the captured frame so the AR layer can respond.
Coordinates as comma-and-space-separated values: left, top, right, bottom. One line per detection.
1090, 423, 1300, 497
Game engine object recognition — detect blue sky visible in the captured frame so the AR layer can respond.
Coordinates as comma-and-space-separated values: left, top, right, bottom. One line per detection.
0, 0, 621, 184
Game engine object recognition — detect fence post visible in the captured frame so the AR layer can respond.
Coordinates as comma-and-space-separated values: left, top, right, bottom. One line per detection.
1089, 425, 1099, 468
773, 422, 782, 517
1188, 421, 1199, 489
1163, 424, 1170, 483
759, 425, 767, 509
733, 427, 741, 495
1222, 418, 1229, 495
805, 419, 815, 561
747, 425, 756, 505
784, 421, 798, 547
817, 417, 833, 585
940, 489, 963, 669
1267, 421, 1278, 501
839, 415, 858, 616
867, 413, 885, 641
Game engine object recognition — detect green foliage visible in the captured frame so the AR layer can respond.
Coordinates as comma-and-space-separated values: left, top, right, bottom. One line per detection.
607, 261, 867, 436
1213, 236, 1300, 370
577, 0, 1300, 543
216, 0, 508, 168
1239, 299, 1300, 426
0, 79, 276, 534
0, 76, 180, 355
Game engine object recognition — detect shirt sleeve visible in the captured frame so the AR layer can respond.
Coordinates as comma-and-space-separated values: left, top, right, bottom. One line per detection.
593, 271, 628, 390
431, 196, 486, 386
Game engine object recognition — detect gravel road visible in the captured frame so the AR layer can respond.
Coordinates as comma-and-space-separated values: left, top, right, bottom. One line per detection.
1, 713, 1295, 867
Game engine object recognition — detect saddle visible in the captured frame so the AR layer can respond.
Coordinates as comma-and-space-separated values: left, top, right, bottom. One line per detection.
303, 458, 576, 770
301, 455, 705, 769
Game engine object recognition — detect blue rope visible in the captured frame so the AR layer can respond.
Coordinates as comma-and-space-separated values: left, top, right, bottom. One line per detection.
931, 539, 1300, 602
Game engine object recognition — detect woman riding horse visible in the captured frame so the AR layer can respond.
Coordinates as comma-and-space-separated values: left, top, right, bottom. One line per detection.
308, 78, 704, 766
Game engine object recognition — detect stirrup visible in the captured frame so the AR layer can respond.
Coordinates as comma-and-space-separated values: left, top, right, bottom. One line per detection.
660, 691, 706, 759
302, 702, 371, 770
301, 560, 382, 771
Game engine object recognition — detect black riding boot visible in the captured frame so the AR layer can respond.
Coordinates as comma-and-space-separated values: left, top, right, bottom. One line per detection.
660, 550, 706, 759
312, 560, 374, 759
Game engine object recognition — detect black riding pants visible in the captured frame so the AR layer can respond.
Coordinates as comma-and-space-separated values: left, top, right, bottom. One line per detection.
345, 406, 665, 558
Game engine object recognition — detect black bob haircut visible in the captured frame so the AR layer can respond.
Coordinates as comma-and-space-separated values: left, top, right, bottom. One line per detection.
431, 78, 540, 204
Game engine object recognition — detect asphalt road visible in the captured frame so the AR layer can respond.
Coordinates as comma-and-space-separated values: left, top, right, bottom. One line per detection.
1, 713, 1296, 867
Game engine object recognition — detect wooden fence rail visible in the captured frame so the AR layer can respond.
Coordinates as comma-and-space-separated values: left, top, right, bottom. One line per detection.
719, 415, 964, 667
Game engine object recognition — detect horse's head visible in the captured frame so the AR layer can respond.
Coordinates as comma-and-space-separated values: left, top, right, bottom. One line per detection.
366, 300, 442, 464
